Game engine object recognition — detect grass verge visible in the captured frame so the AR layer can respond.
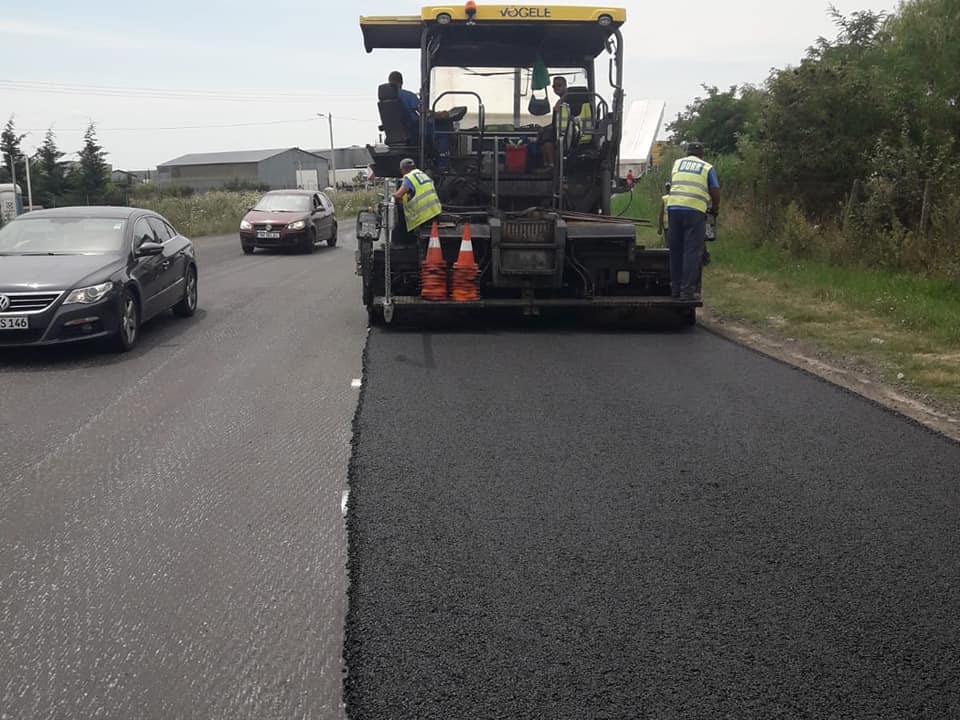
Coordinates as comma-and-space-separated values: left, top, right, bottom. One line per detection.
611, 191, 663, 247
134, 190, 378, 238
705, 229, 960, 408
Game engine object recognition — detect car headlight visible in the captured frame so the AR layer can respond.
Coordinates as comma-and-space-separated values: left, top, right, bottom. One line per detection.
65, 281, 114, 305
240, 219, 253, 230
287, 220, 306, 231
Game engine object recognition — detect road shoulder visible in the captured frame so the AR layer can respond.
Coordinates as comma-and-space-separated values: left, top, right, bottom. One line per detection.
701, 308, 960, 444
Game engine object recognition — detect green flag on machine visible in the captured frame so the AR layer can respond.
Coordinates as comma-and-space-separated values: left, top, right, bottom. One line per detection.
528, 53, 552, 116
531, 53, 550, 90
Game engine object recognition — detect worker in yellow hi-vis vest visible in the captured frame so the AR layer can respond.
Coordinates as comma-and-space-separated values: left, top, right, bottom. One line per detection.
667, 141, 720, 300
392, 158, 442, 233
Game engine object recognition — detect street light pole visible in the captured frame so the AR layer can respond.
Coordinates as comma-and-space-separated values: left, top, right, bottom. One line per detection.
317, 113, 336, 190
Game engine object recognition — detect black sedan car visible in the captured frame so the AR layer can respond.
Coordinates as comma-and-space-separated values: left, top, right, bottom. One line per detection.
0, 207, 198, 352
239, 189, 338, 254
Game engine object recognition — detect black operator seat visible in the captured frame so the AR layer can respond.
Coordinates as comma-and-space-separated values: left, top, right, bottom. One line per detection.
377, 83, 413, 147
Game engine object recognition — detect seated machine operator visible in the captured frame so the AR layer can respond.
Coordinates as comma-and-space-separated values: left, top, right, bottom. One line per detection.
536, 75, 593, 169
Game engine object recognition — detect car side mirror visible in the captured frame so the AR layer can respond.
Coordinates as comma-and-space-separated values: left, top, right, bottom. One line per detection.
137, 241, 164, 256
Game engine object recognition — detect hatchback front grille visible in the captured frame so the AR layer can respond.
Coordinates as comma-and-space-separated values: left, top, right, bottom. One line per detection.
0, 292, 62, 314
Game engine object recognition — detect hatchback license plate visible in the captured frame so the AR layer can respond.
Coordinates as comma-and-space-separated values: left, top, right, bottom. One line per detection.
257, 231, 281, 239
0, 316, 29, 330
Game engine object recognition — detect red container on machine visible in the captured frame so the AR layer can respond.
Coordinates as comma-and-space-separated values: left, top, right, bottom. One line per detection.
504, 143, 528, 173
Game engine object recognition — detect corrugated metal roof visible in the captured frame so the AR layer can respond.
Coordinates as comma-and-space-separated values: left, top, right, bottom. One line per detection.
159, 148, 321, 167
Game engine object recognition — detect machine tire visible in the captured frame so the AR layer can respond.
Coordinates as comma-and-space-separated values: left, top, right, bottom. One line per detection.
241, 242, 255, 255
328, 222, 338, 247
681, 307, 697, 327
367, 305, 385, 326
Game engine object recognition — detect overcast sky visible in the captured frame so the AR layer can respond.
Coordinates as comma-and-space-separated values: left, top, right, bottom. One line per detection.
0, 0, 900, 170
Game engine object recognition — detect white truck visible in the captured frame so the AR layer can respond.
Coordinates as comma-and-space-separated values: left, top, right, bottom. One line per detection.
0, 183, 23, 223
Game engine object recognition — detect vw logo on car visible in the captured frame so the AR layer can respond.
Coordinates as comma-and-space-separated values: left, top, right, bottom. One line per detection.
0, 294, 9, 312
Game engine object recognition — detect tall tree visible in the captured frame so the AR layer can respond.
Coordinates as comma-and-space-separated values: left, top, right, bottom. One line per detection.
667, 85, 762, 155
755, 8, 892, 215
883, 0, 960, 142
76, 123, 108, 203
1, 115, 26, 185
34, 128, 70, 207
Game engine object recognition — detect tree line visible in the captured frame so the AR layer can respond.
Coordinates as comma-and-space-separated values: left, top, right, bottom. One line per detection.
663, 0, 959, 277
1, 117, 115, 207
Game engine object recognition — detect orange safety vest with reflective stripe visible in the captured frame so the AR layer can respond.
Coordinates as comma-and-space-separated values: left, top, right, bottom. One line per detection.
668, 156, 713, 213
401, 170, 442, 231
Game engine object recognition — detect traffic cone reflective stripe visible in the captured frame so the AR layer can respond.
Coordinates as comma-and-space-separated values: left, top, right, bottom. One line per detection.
420, 221, 447, 301
451, 222, 479, 302
424, 221, 444, 265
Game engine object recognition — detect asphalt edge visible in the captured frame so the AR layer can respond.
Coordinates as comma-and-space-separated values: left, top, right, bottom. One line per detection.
699, 310, 960, 446
342, 325, 371, 720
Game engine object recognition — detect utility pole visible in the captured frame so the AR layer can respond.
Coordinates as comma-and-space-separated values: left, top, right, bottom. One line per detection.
317, 113, 336, 190
24, 152, 33, 211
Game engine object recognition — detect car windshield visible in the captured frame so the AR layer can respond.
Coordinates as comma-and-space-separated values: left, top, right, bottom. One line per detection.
0, 217, 127, 255
254, 194, 311, 212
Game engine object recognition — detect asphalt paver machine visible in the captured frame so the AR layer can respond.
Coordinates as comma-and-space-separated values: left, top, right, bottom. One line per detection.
356, 4, 701, 324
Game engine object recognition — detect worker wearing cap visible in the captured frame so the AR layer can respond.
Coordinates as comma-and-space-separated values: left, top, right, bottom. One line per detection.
666, 142, 720, 300
393, 158, 442, 233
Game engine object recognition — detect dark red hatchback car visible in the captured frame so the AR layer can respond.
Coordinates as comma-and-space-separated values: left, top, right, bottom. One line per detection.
239, 189, 338, 254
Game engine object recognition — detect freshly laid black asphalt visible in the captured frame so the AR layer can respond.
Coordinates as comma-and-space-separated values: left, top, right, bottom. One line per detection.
345, 328, 960, 719
1, 225, 365, 719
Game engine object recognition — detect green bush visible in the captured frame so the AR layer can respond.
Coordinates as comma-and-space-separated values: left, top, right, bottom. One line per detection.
779, 202, 819, 257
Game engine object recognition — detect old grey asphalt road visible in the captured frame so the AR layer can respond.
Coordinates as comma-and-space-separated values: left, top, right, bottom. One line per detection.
345, 327, 960, 719
1, 221, 365, 719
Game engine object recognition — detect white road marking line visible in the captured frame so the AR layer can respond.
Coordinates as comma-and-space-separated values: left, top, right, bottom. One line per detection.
341, 490, 350, 517
351, 378, 362, 389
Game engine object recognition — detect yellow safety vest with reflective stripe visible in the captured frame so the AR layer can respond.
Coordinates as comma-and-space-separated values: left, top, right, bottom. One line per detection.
559, 102, 594, 145
668, 156, 713, 213
401, 170, 442, 231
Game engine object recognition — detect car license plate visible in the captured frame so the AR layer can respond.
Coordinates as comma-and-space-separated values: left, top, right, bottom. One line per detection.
257, 231, 281, 239
0, 316, 29, 330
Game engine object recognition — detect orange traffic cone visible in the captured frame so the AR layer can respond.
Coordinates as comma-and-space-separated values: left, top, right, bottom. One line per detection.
451, 223, 479, 302
420, 221, 448, 301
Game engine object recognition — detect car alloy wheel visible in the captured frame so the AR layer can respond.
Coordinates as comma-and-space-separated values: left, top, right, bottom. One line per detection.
112, 288, 139, 352
173, 266, 198, 317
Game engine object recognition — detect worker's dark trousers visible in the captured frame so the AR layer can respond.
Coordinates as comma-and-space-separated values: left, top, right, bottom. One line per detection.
667, 209, 706, 295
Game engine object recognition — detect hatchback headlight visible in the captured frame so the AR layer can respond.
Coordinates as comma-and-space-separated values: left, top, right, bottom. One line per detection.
240, 219, 253, 230
65, 281, 114, 305
287, 220, 306, 231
